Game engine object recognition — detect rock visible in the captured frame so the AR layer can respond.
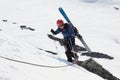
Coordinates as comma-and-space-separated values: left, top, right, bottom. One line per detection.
78, 58, 120, 80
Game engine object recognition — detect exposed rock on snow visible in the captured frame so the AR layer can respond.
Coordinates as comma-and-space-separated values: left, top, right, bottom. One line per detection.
78, 58, 120, 80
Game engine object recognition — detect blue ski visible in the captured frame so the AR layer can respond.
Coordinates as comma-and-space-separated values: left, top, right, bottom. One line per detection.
58, 7, 92, 53
58, 7, 74, 27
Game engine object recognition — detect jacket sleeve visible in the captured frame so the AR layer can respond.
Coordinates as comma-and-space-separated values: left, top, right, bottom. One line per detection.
53, 28, 61, 35
68, 25, 75, 37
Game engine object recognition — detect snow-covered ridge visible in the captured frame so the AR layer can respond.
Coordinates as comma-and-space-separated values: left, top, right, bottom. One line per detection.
0, 0, 120, 80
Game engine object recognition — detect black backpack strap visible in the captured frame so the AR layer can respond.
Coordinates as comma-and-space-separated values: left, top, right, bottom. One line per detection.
64, 23, 78, 36
64, 23, 70, 33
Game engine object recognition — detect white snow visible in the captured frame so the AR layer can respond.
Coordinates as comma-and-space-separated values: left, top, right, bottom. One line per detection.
0, 0, 120, 80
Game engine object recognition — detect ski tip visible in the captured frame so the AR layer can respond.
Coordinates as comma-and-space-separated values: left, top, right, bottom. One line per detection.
58, 7, 62, 9
58, 7, 63, 10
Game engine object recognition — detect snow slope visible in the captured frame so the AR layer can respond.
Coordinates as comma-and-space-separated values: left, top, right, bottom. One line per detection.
0, 0, 120, 80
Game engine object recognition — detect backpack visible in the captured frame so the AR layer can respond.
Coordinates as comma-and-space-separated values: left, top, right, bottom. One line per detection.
64, 23, 78, 36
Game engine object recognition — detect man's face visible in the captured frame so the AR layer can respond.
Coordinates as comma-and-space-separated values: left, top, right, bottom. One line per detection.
59, 25, 64, 29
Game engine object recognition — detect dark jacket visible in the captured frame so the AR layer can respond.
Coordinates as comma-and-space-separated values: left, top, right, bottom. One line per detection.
53, 23, 75, 39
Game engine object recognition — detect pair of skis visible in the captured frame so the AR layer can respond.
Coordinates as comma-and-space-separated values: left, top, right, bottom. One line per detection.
58, 7, 92, 53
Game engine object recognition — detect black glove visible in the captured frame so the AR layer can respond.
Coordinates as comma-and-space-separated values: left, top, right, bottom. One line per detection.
51, 29, 56, 35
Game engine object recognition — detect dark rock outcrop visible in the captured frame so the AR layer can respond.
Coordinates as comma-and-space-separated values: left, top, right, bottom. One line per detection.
81, 52, 113, 59
20, 25, 35, 31
77, 58, 120, 80
2, 20, 7, 22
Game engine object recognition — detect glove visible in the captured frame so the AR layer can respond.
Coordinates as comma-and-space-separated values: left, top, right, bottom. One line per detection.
51, 29, 54, 33
51, 29, 56, 35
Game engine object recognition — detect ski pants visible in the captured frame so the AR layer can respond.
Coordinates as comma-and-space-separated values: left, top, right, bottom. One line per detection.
64, 37, 75, 49
64, 38, 77, 62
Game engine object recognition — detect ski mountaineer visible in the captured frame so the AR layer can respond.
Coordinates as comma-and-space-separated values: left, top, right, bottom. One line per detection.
51, 19, 79, 63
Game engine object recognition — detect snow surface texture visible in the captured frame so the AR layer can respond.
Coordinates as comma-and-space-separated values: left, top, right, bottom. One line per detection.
0, 0, 120, 80
81, 0, 120, 4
